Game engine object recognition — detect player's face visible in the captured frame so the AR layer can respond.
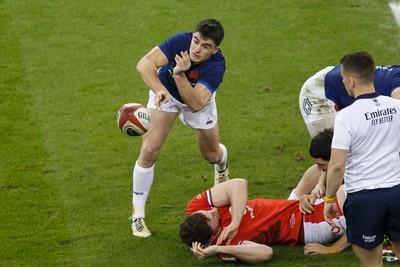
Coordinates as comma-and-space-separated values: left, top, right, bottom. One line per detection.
195, 209, 220, 233
313, 158, 329, 172
189, 32, 219, 64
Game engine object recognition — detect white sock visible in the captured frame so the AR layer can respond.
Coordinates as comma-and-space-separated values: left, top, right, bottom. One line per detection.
215, 143, 228, 171
132, 161, 154, 218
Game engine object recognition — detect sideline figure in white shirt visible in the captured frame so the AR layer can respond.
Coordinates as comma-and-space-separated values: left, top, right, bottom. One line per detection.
323, 51, 400, 267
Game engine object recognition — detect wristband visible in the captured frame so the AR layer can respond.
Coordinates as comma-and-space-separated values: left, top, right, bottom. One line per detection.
323, 196, 335, 203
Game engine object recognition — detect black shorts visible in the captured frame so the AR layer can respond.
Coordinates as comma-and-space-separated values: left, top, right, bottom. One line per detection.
344, 183, 400, 249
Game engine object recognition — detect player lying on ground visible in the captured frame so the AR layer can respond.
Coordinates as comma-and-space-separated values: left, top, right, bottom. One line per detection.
299, 64, 400, 137
179, 176, 350, 264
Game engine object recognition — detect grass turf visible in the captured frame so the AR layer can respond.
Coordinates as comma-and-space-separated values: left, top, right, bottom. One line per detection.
1, 0, 399, 266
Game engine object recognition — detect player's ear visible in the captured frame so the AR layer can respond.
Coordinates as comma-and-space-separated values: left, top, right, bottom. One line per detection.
350, 77, 357, 88
212, 46, 220, 54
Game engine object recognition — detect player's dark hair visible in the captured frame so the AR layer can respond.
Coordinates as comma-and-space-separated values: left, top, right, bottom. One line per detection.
340, 51, 375, 84
195, 19, 224, 46
309, 128, 333, 161
179, 213, 213, 247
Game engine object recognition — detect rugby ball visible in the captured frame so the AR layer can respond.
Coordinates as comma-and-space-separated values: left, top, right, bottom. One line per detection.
117, 103, 151, 136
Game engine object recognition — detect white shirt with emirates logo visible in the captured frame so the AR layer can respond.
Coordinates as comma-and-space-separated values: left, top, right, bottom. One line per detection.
332, 94, 400, 193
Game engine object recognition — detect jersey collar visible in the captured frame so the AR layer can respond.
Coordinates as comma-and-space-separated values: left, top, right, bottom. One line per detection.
355, 92, 380, 101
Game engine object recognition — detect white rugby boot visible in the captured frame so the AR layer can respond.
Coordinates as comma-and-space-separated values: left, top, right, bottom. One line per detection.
214, 164, 230, 185
131, 217, 152, 238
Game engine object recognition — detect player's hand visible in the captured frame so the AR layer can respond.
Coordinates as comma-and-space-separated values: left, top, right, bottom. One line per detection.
299, 194, 316, 214
155, 90, 170, 110
216, 222, 239, 245
323, 202, 339, 228
173, 51, 191, 75
304, 243, 328, 255
311, 182, 326, 198
305, 243, 340, 255
192, 242, 216, 260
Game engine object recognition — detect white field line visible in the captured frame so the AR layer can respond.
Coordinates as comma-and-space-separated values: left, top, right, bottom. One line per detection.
389, 2, 400, 27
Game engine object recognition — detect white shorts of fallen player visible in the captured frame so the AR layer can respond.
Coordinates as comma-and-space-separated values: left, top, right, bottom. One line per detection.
288, 189, 346, 244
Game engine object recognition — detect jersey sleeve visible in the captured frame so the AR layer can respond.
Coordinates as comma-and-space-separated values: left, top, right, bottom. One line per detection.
186, 190, 214, 215
374, 65, 400, 95
197, 56, 226, 93
332, 110, 352, 150
158, 32, 190, 62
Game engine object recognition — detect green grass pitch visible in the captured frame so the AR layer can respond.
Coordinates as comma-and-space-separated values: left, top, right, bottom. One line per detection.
1, 0, 399, 266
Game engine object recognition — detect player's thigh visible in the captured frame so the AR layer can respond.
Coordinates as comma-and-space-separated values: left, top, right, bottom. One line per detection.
142, 108, 178, 151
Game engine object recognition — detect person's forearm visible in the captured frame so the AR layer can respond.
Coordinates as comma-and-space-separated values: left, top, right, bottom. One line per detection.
295, 164, 323, 197
216, 243, 273, 264
318, 171, 327, 188
173, 73, 208, 112
326, 149, 347, 198
325, 168, 344, 198
326, 235, 351, 254
227, 179, 248, 227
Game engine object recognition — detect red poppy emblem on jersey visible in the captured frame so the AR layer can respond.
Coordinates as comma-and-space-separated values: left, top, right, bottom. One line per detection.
189, 70, 199, 80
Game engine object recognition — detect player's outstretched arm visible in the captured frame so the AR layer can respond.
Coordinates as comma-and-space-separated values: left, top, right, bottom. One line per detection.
136, 47, 170, 109
304, 234, 351, 255
192, 241, 273, 264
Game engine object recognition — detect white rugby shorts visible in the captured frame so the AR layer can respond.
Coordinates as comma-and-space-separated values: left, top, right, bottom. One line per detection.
288, 190, 346, 244
304, 198, 346, 244
147, 90, 218, 129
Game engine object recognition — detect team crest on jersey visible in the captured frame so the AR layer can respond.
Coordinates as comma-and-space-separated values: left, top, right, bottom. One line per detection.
373, 98, 381, 106
189, 70, 199, 80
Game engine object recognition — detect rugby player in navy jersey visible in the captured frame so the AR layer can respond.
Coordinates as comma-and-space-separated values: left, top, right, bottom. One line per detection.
130, 19, 229, 237
299, 64, 400, 137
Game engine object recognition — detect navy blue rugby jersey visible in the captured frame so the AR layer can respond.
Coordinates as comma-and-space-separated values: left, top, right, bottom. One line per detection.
324, 65, 400, 110
157, 32, 226, 104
